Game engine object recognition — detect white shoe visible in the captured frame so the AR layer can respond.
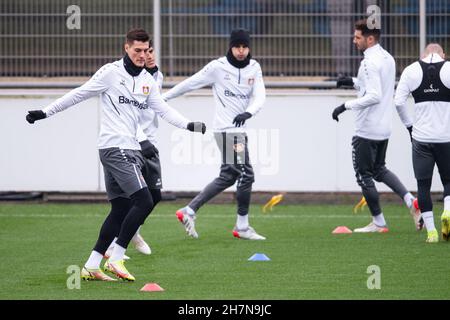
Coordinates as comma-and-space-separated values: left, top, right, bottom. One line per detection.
353, 222, 389, 233
131, 233, 151, 255
176, 208, 198, 238
233, 226, 266, 240
410, 198, 423, 231
104, 247, 130, 260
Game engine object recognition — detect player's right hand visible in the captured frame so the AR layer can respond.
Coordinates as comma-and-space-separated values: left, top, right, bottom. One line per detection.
336, 76, 354, 88
26, 110, 46, 124
232, 112, 252, 127
332, 104, 346, 122
187, 122, 206, 134
407, 126, 413, 141
139, 140, 159, 159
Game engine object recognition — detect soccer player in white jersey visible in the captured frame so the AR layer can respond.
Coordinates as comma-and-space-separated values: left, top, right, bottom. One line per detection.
105, 42, 164, 257
162, 28, 266, 240
331, 19, 419, 233
26, 29, 206, 281
395, 43, 450, 243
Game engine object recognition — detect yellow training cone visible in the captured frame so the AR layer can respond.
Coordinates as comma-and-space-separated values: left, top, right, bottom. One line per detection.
353, 196, 367, 214
262, 194, 284, 213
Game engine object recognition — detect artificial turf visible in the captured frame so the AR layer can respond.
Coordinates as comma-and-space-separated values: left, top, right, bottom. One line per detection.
0, 202, 449, 300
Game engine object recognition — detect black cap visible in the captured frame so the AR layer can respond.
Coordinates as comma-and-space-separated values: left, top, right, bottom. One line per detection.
229, 28, 250, 48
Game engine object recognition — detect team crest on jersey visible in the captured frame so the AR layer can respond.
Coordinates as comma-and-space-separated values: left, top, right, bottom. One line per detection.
224, 73, 231, 80
142, 86, 150, 95
248, 78, 255, 85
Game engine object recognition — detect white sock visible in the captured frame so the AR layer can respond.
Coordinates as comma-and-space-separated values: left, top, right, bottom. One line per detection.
403, 192, 415, 208
85, 251, 103, 270
106, 237, 118, 253
110, 243, 126, 262
133, 226, 142, 239
444, 196, 450, 212
186, 206, 195, 217
421, 211, 436, 231
236, 214, 249, 230
373, 213, 386, 226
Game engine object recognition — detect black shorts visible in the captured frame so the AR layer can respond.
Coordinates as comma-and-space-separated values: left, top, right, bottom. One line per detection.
141, 152, 162, 189
99, 148, 147, 200
412, 139, 450, 181
351, 136, 389, 181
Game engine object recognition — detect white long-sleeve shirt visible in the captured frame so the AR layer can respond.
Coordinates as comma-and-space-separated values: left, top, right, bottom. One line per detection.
395, 54, 450, 143
162, 56, 266, 133
43, 59, 189, 150
345, 44, 396, 140
136, 70, 164, 146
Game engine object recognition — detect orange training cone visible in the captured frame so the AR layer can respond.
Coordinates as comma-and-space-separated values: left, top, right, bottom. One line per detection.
332, 226, 353, 234
140, 283, 165, 292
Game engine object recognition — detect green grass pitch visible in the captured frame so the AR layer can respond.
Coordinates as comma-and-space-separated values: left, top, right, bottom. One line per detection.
0, 202, 449, 300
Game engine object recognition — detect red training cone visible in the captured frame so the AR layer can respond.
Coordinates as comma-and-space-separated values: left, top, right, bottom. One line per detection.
332, 226, 353, 234
140, 283, 165, 292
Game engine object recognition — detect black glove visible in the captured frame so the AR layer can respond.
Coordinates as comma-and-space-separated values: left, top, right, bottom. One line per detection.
187, 122, 206, 134
336, 76, 354, 88
26, 110, 46, 124
407, 126, 413, 141
139, 140, 159, 159
332, 104, 346, 122
232, 112, 252, 127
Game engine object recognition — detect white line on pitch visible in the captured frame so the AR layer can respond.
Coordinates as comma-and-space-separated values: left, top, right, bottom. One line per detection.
0, 213, 412, 219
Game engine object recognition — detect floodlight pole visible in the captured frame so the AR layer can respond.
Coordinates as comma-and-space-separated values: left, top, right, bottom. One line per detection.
153, 0, 161, 67
419, 0, 426, 54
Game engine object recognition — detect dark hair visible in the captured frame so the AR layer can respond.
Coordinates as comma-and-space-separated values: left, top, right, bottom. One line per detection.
126, 28, 150, 45
354, 19, 380, 41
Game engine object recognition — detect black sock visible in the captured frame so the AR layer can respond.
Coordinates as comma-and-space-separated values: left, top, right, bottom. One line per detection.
417, 178, 433, 212
115, 188, 154, 249
442, 179, 450, 199
93, 197, 131, 255
150, 189, 162, 207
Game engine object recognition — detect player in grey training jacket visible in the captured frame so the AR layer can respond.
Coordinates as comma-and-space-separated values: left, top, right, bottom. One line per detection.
26, 29, 206, 281
332, 19, 419, 234
162, 28, 266, 240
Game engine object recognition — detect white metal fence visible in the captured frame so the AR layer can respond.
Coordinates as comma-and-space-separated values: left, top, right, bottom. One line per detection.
1, 0, 449, 78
